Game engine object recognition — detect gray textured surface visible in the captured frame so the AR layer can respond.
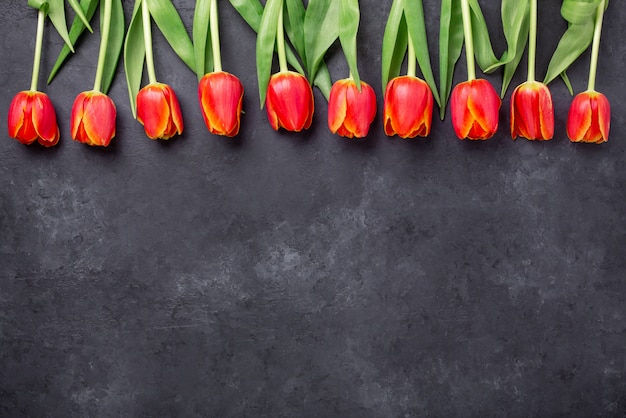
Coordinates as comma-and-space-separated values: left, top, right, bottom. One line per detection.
1, 0, 625, 416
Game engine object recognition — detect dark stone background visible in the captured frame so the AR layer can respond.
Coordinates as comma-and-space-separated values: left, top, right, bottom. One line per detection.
1, 0, 625, 416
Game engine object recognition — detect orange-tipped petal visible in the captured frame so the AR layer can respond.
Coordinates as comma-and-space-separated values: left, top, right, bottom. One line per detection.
596, 92, 611, 143
31, 92, 61, 143
265, 72, 314, 132
8, 91, 59, 146
71, 91, 116, 146
510, 81, 553, 140
328, 79, 377, 139
451, 79, 500, 140
136, 83, 183, 140
383, 76, 433, 138
199, 72, 244, 137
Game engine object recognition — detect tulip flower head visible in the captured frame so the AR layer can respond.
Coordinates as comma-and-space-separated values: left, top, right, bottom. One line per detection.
384, 76, 433, 139
198, 72, 244, 137
451, 79, 501, 140
136, 82, 183, 140
265, 71, 314, 132
510, 81, 554, 140
567, 91, 610, 144
8, 91, 60, 147
328, 78, 377, 139
70, 91, 116, 147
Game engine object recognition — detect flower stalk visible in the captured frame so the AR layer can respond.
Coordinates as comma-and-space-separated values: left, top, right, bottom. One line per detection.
210, 0, 222, 72
527, 0, 537, 82
460, 0, 476, 81
93, 0, 113, 92
276, 5, 288, 73
30, 8, 46, 92
142, 0, 158, 84
407, 34, 416, 78
587, 0, 605, 92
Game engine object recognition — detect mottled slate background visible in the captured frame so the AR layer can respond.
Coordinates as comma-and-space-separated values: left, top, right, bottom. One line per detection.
1, 0, 625, 416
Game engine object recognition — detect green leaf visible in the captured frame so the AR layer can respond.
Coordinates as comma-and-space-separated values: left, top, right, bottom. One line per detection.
381, 0, 406, 91
284, 0, 306, 66
313, 61, 333, 100
338, 0, 361, 87
501, 11, 529, 97
193, 0, 213, 78
304, 0, 339, 84
100, 0, 124, 94
124, 0, 145, 118
256, 0, 282, 106
67, 0, 93, 32
146, 0, 195, 71
47, 0, 99, 85
468, 0, 499, 73
405, 0, 440, 106
439, 0, 463, 119
229, 0, 264, 30
543, 0, 602, 86
544, 19, 595, 86
47, 0, 75, 51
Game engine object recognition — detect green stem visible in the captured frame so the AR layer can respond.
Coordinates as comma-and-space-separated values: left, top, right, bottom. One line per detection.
210, 0, 222, 72
407, 31, 416, 78
93, 0, 112, 92
527, 0, 537, 82
30, 8, 46, 92
276, 2, 288, 73
460, 0, 476, 81
142, 0, 157, 84
587, 0, 605, 92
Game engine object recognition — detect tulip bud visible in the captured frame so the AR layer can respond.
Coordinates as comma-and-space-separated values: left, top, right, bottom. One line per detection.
136, 83, 184, 140
328, 78, 377, 139
198, 72, 244, 137
7, 91, 60, 147
567, 90, 610, 144
510, 81, 554, 141
383, 76, 433, 139
71, 91, 116, 147
265, 71, 314, 132
451, 79, 501, 140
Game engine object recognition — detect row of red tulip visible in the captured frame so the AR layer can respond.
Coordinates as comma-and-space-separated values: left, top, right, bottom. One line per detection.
8, 70, 609, 147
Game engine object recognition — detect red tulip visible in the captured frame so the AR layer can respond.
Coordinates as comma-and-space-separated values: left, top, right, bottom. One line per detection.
567, 90, 610, 144
7, 91, 59, 147
328, 78, 377, 139
265, 71, 314, 132
451, 79, 501, 140
71, 91, 116, 146
383, 76, 433, 138
136, 83, 183, 140
510, 81, 554, 140
198, 72, 244, 137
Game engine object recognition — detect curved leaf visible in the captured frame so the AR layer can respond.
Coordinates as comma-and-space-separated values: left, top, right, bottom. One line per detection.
439, 0, 463, 119
381, 0, 406, 91
193, 0, 213, 78
338, 0, 361, 87
146, 0, 195, 71
67, 0, 93, 32
544, 19, 595, 86
468, 0, 499, 73
284, 0, 306, 66
313, 61, 332, 100
47, 0, 99, 85
124, 0, 145, 117
256, 0, 282, 106
501, 11, 529, 97
304, 0, 339, 83
543, 0, 602, 86
405, 0, 440, 106
100, 0, 124, 94
46, 0, 75, 51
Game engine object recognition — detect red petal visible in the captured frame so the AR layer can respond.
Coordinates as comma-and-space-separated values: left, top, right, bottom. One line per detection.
328, 80, 348, 134
567, 93, 593, 142
266, 72, 313, 132
199, 72, 244, 137
451, 82, 472, 139
466, 79, 500, 140
8, 92, 37, 144
31, 92, 60, 143
384, 76, 432, 138
81, 91, 116, 146
342, 81, 377, 138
